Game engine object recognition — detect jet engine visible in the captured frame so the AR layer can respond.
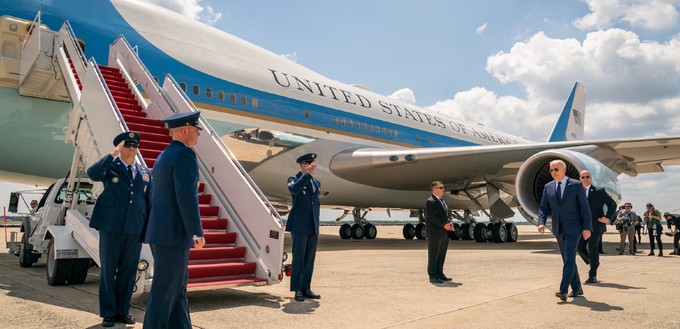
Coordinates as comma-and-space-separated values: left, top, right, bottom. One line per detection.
515, 149, 621, 224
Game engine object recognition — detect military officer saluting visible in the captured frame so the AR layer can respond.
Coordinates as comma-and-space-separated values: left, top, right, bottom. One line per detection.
87, 131, 151, 327
286, 153, 322, 302
143, 111, 205, 329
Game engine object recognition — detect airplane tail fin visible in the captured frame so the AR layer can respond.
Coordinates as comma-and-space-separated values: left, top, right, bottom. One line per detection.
547, 82, 586, 142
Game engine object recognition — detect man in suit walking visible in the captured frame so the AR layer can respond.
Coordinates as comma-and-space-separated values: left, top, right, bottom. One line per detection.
87, 132, 151, 327
537, 160, 592, 301
576, 170, 616, 284
143, 112, 205, 329
286, 153, 322, 302
425, 181, 454, 283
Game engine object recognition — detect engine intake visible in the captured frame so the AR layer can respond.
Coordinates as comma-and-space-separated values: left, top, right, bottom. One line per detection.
515, 149, 621, 222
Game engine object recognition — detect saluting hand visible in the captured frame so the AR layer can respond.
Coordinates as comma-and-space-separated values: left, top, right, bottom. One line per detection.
304, 162, 317, 175
110, 141, 124, 157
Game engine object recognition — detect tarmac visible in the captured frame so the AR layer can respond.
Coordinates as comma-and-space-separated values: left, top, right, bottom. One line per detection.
1, 224, 679, 329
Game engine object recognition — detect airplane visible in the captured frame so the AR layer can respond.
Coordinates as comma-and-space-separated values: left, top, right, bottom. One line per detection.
2, 0, 680, 243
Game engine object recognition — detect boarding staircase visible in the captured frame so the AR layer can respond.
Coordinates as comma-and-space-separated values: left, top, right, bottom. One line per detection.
18, 13, 285, 290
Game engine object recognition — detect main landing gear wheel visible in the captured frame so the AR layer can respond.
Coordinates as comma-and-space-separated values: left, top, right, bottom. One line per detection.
364, 223, 377, 239
414, 223, 427, 239
491, 223, 507, 243
403, 223, 415, 239
505, 223, 518, 242
473, 223, 488, 242
339, 224, 352, 240
351, 224, 365, 239
461, 223, 474, 240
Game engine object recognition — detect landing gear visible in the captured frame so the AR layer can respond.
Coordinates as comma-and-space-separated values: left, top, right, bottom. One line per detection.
414, 223, 426, 239
491, 223, 507, 243
505, 223, 518, 242
461, 223, 474, 240
338, 208, 378, 240
339, 224, 352, 240
403, 223, 415, 239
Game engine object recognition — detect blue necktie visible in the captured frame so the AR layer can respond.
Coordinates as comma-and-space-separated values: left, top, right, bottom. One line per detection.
557, 181, 562, 203
128, 165, 134, 180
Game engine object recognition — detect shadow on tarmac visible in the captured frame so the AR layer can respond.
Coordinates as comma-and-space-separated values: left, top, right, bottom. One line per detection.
281, 299, 319, 314
570, 297, 624, 311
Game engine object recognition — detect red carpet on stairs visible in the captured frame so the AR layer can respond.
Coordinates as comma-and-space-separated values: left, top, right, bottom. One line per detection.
82, 63, 264, 288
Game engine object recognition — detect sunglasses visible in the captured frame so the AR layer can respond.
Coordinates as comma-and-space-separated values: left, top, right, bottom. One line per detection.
434, 186, 445, 190
549, 168, 560, 172
124, 143, 139, 148
301, 161, 313, 165
580, 175, 590, 178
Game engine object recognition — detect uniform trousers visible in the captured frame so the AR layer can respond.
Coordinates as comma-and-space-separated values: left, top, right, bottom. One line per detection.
289, 232, 318, 292
143, 245, 191, 329
98, 230, 142, 318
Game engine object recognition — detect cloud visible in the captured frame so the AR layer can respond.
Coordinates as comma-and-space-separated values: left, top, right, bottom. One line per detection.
137, 0, 222, 25
573, 0, 679, 31
475, 23, 488, 35
426, 28, 680, 141
389, 88, 417, 104
281, 52, 298, 62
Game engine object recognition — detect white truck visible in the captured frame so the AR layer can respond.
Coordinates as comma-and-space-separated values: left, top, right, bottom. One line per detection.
6, 175, 152, 295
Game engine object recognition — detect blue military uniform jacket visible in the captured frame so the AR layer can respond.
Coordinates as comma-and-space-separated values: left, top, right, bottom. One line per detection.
143, 140, 204, 248
87, 154, 151, 236
538, 177, 593, 236
286, 172, 320, 235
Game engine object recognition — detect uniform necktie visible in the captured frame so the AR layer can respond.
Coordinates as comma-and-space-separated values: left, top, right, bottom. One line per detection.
128, 165, 134, 180
557, 181, 562, 202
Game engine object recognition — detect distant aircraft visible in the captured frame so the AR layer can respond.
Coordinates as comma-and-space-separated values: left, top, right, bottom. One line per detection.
2, 0, 680, 242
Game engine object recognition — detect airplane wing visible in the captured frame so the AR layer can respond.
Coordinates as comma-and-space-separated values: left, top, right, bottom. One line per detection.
329, 136, 680, 191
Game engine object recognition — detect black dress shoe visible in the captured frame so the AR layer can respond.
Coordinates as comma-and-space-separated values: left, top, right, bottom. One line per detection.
430, 277, 443, 283
554, 291, 567, 301
577, 250, 590, 265
102, 317, 115, 327
294, 291, 304, 302
438, 275, 453, 281
116, 314, 135, 324
303, 290, 321, 299
568, 287, 584, 298
584, 277, 598, 284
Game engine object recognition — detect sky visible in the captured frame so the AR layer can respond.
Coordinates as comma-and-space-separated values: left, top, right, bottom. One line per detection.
3, 0, 680, 217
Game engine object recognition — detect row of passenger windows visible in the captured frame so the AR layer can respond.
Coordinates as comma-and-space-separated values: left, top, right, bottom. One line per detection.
173, 81, 259, 108
332, 116, 400, 138
167, 80, 436, 145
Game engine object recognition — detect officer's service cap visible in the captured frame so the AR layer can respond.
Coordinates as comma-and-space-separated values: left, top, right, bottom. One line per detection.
113, 131, 140, 146
162, 111, 203, 130
296, 153, 317, 164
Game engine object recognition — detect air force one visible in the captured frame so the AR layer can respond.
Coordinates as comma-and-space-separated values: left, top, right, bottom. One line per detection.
2, 0, 680, 243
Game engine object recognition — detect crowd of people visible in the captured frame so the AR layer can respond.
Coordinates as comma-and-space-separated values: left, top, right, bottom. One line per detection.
611, 202, 680, 257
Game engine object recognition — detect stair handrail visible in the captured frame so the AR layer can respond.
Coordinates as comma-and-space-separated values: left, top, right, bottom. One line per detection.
58, 21, 87, 79
108, 35, 174, 120
20, 11, 41, 48
164, 74, 284, 225
19, 11, 43, 86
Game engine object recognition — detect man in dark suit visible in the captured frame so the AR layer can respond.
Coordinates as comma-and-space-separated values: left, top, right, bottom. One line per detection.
537, 160, 592, 301
576, 170, 616, 284
286, 153, 322, 302
87, 132, 151, 327
425, 181, 454, 283
143, 112, 205, 329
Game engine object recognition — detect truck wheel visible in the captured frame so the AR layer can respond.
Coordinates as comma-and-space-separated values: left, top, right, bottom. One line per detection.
46, 242, 73, 286
68, 259, 91, 284
19, 233, 37, 268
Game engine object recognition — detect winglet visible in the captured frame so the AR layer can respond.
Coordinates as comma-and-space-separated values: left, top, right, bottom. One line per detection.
547, 82, 586, 142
